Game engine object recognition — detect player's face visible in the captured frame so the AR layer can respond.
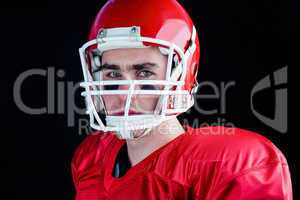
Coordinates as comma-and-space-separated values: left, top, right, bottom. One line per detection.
100, 47, 167, 115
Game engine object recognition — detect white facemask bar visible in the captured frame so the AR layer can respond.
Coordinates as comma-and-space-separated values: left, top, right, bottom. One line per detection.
79, 26, 197, 135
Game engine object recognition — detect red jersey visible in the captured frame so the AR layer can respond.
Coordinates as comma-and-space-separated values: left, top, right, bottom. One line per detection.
71, 126, 292, 199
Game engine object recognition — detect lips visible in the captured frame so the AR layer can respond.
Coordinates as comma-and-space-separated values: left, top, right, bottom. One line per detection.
112, 110, 144, 116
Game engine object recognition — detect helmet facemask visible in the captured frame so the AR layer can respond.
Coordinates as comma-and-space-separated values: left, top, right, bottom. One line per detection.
79, 26, 196, 139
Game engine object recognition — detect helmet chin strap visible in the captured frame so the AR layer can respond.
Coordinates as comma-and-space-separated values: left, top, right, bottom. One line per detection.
105, 114, 176, 139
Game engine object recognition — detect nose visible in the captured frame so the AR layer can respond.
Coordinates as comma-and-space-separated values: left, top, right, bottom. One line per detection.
118, 73, 135, 90
118, 84, 130, 90
116, 81, 133, 103
117, 84, 139, 107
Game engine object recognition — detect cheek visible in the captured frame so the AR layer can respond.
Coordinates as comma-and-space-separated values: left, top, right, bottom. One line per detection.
101, 96, 114, 109
136, 95, 159, 110
101, 95, 127, 110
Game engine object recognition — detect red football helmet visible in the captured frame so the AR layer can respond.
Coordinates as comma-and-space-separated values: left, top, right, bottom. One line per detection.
79, 0, 200, 139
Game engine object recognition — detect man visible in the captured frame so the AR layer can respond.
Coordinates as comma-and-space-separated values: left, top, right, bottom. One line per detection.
72, 0, 292, 199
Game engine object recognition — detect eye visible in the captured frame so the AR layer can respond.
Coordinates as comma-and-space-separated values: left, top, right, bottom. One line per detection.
105, 71, 122, 79
137, 70, 155, 78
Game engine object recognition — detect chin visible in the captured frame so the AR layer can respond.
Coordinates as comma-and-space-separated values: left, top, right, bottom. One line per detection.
132, 128, 152, 138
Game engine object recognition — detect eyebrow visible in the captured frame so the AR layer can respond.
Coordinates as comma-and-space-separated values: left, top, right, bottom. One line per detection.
92, 62, 158, 73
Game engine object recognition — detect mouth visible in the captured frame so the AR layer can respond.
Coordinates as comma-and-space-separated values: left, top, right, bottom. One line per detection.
111, 110, 146, 116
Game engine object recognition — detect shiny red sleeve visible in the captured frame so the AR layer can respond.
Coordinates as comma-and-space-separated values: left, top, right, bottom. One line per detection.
71, 161, 78, 191
203, 161, 293, 200
70, 133, 107, 199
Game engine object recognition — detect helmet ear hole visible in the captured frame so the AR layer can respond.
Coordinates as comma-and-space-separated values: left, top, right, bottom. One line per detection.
90, 49, 102, 70
190, 63, 199, 94
171, 55, 177, 74
89, 49, 103, 81
94, 56, 101, 67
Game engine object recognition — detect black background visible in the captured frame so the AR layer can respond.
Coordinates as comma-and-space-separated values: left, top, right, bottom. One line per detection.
1, 0, 297, 199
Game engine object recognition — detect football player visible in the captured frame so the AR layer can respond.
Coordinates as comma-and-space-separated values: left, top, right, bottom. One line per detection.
71, 0, 293, 199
